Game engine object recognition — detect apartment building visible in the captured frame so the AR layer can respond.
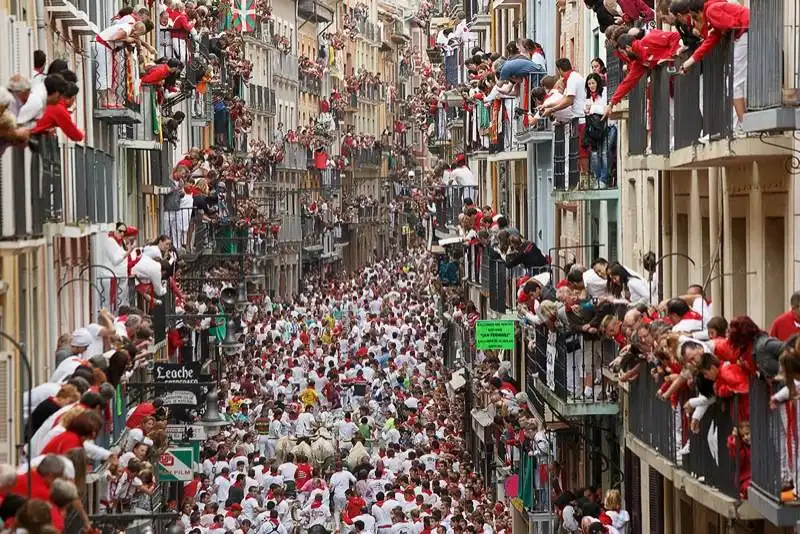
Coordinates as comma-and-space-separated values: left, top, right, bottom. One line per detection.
435, 0, 800, 531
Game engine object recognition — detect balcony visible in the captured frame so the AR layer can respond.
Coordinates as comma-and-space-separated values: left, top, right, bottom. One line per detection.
625, 370, 765, 517
464, 242, 482, 285
249, 84, 277, 115
278, 143, 309, 170
359, 84, 383, 103
488, 98, 526, 161
515, 71, 553, 144
320, 168, 342, 189
743, 0, 800, 132
526, 324, 619, 417
273, 53, 299, 83
92, 43, 142, 124
0, 137, 62, 238
356, 20, 379, 43
427, 46, 443, 64
298, 0, 333, 22
300, 74, 322, 96
747, 378, 800, 525
433, 185, 476, 233
428, 108, 453, 155
391, 19, 411, 43
353, 148, 381, 168
467, 0, 491, 30
623, 37, 792, 169
43, 0, 97, 37
118, 87, 163, 150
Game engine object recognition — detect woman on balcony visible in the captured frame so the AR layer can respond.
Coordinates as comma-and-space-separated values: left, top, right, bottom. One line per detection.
583, 73, 613, 188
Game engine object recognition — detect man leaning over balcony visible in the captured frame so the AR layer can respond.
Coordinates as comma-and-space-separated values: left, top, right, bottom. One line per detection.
676, 0, 749, 133
30, 76, 84, 142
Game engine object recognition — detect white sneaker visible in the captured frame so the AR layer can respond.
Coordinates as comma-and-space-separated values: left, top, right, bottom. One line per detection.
697, 134, 709, 145
734, 122, 746, 138
583, 386, 594, 401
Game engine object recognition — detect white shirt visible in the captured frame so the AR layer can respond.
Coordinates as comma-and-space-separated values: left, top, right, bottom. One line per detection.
329, 470, 356, 497
243, 496, 261, 521
214, 475, 232, 504
563, 71, 586, 120
295, 412, 315, 437
277, 462, 297, 481
353, 513, 377, 534
585, 91, 607, 116
582, 268, 609, 298
16, 82, 47, 125
391, 521, 416, 534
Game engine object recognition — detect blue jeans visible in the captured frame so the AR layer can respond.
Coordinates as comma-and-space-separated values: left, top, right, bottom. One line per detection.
590, 124, 617, 187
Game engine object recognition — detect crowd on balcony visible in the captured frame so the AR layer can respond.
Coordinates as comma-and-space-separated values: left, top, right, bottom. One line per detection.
0, 227, 177, 529
1, 52, 87, 151
516, 250, 800, 502
598, 0, 749, 135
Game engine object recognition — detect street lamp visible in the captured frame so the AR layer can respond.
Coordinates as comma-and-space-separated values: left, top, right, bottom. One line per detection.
0, 331, 32, 498
198, 389, 230, 429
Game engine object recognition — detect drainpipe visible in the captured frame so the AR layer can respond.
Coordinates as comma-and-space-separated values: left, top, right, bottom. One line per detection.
35, 0, 46, 50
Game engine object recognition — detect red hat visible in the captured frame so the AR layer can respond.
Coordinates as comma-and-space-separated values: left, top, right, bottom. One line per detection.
230, 504, 242, 511
455, 153, 466, 165
516, 275, 531, 289
124, 226, 139, 237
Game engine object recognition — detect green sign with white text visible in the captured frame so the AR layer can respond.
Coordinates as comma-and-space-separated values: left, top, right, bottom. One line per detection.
475, 320, 516, 350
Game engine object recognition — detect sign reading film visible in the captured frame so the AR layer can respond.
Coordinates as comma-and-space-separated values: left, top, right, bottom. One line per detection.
475, 320, 516, 350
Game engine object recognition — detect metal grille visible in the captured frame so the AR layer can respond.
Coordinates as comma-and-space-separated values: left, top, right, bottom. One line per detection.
627, 77, 648, 155
701, 37, 734, 140
650, 67, 671, 156
673, 67, 702, 149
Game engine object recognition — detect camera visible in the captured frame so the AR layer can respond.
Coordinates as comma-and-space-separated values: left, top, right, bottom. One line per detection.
513, 107, 526, 118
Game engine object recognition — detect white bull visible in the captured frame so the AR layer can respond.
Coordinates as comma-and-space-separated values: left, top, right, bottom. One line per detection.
310, 434, 336, 471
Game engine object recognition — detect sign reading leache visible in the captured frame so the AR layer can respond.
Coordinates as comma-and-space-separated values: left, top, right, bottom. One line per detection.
475, 320, 516, 350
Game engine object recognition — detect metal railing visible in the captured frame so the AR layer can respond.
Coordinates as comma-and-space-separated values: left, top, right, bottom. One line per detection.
702, 38, 734, 140
300, 74, 322, 96
71, 145, 115, 224
749, 377, 800, 504
320, 168, 342, 188
747, 0, 800, 111
627, 77, 648, 156
278, 143, 309, 170
515, 71, 550, 138
273, 53, 299, 82
92, 40, 141, 115
628, 369, 680, 464
530, 325, 618, 404
464, 243, 482, 285
673, 67, 702, 150
606, 45, 622, 99
552, 119, 580, 190
353, 148, 381, 167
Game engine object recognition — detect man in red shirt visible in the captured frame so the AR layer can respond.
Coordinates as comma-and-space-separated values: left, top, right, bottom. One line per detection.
678, 0, 749, 126
770, 291, 800, 341
30, 76, 84, 141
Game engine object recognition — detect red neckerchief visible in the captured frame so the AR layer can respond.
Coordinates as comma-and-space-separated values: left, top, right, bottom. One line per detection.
404, 495, 414, 502
310, 500, 323, 509
590, 90, 599, 100
375, 500, 384, 507
108, 231, 124, 246
682, 310, 703, 321
270, 518, 280, 526
561, 70, 573, 86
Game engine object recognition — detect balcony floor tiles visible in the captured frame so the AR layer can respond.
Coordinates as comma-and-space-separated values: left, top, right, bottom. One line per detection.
530, 376, 619, 417
626, 433, 763, 521
668, 132, 794, 169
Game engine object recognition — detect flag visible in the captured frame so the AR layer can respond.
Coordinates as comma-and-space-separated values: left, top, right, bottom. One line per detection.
231, 0, 256, 32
